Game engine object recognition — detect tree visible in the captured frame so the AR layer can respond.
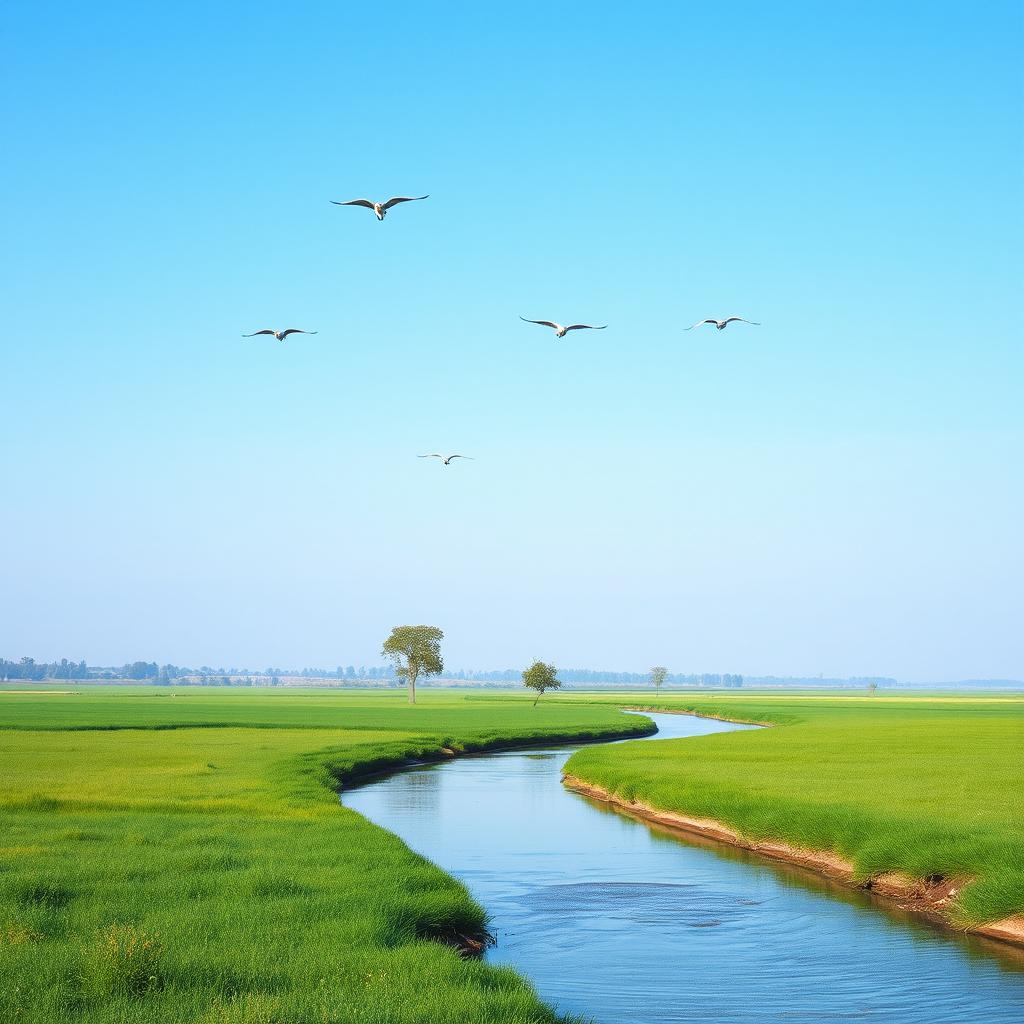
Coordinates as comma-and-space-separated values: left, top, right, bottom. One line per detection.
650, 666, 668, 692
868, 682, 878, 697
381, 625, 444, 704
522, 660, 561, 706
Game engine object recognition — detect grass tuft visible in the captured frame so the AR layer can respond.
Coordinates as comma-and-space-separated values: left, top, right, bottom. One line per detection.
13, 879, 76, 910
81, 923, 164, 999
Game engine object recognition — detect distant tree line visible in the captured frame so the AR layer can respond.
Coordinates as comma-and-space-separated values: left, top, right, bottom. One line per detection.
3, 656, 901, 690
745, 676, 897, 688
429, 668, 746, 686
1, 657, 746, 687
0, 659, 403, 683
0, 657, 90, 680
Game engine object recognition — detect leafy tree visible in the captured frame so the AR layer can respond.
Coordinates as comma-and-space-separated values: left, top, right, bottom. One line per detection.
381, 625, 444, 704
121, 661, 158, 680
650, 666, 668, 692
522, 660, 561, 706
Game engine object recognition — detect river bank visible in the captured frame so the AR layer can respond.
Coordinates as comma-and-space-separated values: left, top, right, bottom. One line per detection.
327, 719, 656, 792
565, 700, 1024, 946
346, 708, 1024, 1023
607, 705, 1023, 948
563, 771, 1024, 949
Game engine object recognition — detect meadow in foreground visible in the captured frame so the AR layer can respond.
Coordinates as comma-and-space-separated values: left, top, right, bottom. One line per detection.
563, 692, 1024, 925
0, 688, 651, 1024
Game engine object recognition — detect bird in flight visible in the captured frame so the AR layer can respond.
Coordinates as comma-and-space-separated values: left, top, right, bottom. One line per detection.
419, 454, 473, 466
520, 317, 608, 339
330, 195, 429, 221
684, 317, 760, 331
242, 329, 318, 342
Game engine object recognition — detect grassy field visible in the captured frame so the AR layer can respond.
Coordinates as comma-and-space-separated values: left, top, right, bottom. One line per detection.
562, 692, 1024, 925
0, 687, 651, 1024
4, 686, 1021, 1022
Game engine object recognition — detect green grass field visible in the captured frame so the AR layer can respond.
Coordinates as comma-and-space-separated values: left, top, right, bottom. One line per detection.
0, 687, 651, 1024
3, 687, 1022, 1023
563, 692, 1024, 924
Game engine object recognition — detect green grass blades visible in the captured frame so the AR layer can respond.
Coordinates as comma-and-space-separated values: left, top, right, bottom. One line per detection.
562, 693, 1024, 925
0, 688, 649, 1023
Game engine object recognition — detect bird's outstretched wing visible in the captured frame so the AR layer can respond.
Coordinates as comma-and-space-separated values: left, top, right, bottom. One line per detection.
242, 330, 276, 337
723, 317, 760, 325
684, 320, 718, 331
565, 324, 607, 332
331, 199, 376, 209
419, 454, 444, 459
279, 329, 317, 339
446, 455, 473, 461
520, 317, 560, 330
382, 195, 429, 210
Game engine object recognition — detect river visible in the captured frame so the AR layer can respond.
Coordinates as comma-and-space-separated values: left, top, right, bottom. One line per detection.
342, 711, 1024, 1023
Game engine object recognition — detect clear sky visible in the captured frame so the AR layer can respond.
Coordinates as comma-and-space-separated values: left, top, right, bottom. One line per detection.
2, 2, 1021, 681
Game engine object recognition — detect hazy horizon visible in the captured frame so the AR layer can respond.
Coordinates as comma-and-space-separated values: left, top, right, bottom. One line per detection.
3, 654, 1022, 690
3, 2, 1021, 683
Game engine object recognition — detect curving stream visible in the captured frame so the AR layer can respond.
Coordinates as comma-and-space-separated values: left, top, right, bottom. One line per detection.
342, 712, 1024, 1023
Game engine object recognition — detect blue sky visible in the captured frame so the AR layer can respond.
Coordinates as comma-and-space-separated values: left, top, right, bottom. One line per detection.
2, 2, 1022, 680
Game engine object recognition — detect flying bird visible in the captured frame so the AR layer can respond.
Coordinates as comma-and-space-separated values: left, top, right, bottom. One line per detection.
419, 454, 473, 466
330, 195, 429, 220
684, 317, 760, 331
520, 317, 608, 339
242, 329, 318, 341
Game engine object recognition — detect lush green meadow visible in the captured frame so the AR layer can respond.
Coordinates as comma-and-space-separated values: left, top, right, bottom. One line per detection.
3, 686, 1021, 1023
0, 687, 651, 1024
563, 692, 1024, 924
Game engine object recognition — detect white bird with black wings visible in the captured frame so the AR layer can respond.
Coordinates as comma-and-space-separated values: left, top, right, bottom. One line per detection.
419, 454, 473, 466
242, 329, 318, 342
330, 195, 429, 221
684, 317, 760, 331
520, 317, 608, 339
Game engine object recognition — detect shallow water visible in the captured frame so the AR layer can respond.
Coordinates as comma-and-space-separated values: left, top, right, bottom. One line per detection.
343, 712, 1024, 1023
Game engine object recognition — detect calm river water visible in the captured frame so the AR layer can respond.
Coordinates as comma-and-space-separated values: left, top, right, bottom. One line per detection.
343, 712, 1024, 1023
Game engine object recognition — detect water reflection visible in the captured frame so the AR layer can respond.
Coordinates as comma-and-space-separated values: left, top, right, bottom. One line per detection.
379, 765, 443, 818
343, 713, 1024, 1023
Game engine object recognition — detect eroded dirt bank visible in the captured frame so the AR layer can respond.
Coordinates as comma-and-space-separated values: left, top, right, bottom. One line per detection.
562, 773, 1024, 951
